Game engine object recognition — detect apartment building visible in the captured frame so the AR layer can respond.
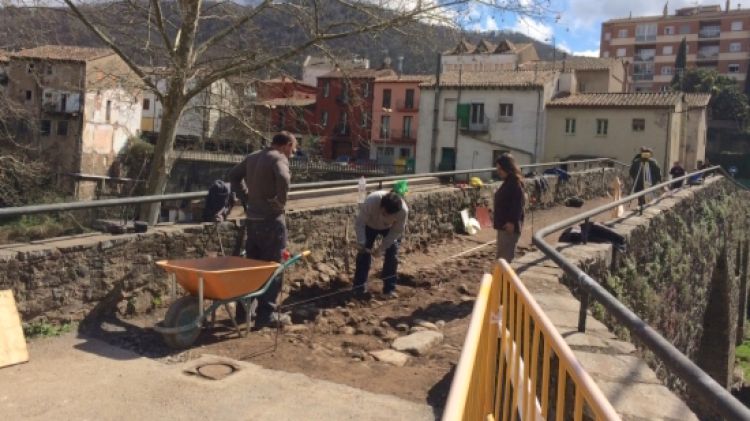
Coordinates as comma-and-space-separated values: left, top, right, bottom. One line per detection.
601, 2, 750, 91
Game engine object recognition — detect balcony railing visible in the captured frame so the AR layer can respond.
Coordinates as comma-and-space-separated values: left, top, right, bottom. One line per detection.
390, 129, 416, 142
396, 100, 418, 112
697, 51, 720, 60
632, 73, 654, 81
461, 117, 490, 133
635, 35, 657, 42
698, 27, 721, 38
634, 54, 655, 62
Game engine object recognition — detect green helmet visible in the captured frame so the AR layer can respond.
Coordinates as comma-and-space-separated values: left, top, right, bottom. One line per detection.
393, 180, 409, 197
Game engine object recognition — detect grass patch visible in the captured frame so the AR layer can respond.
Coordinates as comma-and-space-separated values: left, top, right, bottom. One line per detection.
0, 213, 89, 243
737, 323, 750, 381
22, 321, 77, 338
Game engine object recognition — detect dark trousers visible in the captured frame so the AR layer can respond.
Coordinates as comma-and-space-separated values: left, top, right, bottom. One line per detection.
353, 225, 399, 294
236, 219, 287, 323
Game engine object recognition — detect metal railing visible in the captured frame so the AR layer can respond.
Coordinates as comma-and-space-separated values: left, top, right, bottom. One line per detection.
0, 158, 619, 219
532, 166, 750, 420
698, 28, 721, 38
443, 260, 619, 421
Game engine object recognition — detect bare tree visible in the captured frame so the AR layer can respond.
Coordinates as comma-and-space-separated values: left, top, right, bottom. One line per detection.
12, 0, 553, 223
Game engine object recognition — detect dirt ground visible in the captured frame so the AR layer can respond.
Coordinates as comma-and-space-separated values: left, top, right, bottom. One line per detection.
79, 196, 616, 414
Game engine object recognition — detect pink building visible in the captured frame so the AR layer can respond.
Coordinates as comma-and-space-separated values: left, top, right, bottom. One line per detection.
370, 74, 428, 167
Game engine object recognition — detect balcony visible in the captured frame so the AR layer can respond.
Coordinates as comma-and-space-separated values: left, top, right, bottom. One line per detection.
390, 129, 416, 142
634, 54, 655, 62
635, 35, 657, 43
698, 27, 721, 38
396, 100, 418, 112
460, 117, 490, 134
697, 51, 720, 61
633, 73, 655, 81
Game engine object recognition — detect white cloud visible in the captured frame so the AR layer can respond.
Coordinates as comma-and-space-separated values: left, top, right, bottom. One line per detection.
485, 16, 499, 31
511, 16, 553, 42
564, 0, 712, 30
573, 49, 600, 57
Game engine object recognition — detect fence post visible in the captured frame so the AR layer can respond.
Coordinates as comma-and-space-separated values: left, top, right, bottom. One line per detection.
578, 292, 589, 332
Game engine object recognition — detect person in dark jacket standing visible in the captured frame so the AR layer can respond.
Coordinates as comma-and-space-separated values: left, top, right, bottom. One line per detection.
494, 153, 525, 263
629, 147, 662, 206
227, 131, 297, 327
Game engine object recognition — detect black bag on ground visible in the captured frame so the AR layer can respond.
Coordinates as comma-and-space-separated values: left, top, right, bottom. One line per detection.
564, 196, 584, 208
584, 222, 625, 249
202, 180, 233, 222
559, 226, 583, 243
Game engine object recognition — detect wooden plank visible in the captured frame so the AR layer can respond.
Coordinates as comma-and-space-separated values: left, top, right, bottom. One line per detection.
0, 290, 28, 368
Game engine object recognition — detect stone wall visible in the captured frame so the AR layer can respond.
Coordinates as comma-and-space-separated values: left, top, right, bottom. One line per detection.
0, 168, 621, 323
566, 177, 750, 410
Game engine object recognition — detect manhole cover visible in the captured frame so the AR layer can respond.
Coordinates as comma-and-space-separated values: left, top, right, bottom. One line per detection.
195, 363, 237, 380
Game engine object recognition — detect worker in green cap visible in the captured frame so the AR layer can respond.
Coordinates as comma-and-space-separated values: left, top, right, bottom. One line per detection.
352, 181, 409, 300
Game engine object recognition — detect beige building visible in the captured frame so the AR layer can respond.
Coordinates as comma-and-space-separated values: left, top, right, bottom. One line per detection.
544, 92, 711, 171
520, 57, 629, 93
6, 45, 143, 198
441, 39, 539, 73
601, 2, 750, 92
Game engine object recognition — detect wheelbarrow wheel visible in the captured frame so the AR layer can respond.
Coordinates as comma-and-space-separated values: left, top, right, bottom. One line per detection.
162, 296, 202, 349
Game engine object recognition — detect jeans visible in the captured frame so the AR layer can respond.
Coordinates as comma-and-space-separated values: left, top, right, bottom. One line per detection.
353, 225, 400, 294
236, 218, 287, 323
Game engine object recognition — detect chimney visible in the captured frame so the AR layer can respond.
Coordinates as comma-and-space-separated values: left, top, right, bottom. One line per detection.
397, 55, 404, 75
727, 0, 731, 12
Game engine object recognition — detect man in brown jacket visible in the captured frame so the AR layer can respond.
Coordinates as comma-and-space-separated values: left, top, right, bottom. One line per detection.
227, 131, 297, 327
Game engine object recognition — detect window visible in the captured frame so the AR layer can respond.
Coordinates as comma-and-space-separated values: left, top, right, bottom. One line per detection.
603, 51, 610, 58
635, 23, 657, 41
618, 29, 628, 38
361, 111, 369, 128
60, 94, 67, 112
470, 103, 485, 124
632, 118, 645, 132
596, 119, 608, 136
143, 98, 150, 110
27, 63, 34, 73
339, 111, 347, 134
565, 118, 576, 135
403, 116, 413, 138
498, 103, 513, 121
40, 120, 51, 137
105, 100, 112, 122
680, 24, 691, 34
56, 120, 68, 136
729, 63, 741, 73
380, 115, 390, 138
730, 42, 742, 52
664, 26, 674, 35
732, 21, 743, 31
25, 90, 32, 101
404, 89, 415, 109
323, 81, 330, 98
616, 48, 626, 57
46, 65, 52, 75
663, 45, 673, 55
604, 32, 611, 41
399, 148, 411, 158
382, 89, 392, 109
321, 111, 328, 127
661, 66, 673, 75
362, 82, 369, 98
444, 98, 457, 120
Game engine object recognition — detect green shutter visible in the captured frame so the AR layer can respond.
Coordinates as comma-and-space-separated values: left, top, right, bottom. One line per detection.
457, 103, 470, 129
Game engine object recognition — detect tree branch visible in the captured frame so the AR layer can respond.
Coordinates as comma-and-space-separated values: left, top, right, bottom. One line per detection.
150, 0, 176, 57
193, 0, 272, 60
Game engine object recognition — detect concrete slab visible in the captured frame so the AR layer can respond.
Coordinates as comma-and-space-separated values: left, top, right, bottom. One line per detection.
0, 334, 433, 421
596, 381, 699, 421
572, 351, 661, 384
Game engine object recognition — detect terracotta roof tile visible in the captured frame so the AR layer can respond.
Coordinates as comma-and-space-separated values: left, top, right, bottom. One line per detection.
547, 92, 711, 109
256, 97, 316, 107
319, 68, 397, 79
421, 70, 557, 89
374, 74, 431, 83
11, 45, 114, 62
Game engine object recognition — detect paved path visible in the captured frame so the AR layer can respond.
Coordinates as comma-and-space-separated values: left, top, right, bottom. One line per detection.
0, 334, 433, 421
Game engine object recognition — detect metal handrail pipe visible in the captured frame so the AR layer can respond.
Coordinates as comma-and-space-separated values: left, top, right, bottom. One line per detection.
532, 166, 750, 420
0, 158, 623, 219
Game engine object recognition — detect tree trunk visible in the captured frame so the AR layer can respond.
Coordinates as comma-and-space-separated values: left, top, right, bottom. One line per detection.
139, 94, 185, 225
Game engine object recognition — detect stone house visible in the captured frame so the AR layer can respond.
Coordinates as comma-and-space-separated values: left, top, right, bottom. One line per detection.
415, 70, 560, 173
370, 74, 429, 168
301, 55, 370, 88
5, 45, 143, 199
544, 92, 711, 170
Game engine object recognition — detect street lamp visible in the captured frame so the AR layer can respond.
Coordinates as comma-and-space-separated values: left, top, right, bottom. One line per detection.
545, 36, 556, 68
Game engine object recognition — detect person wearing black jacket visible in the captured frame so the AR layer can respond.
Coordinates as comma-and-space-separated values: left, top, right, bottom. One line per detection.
494, 153, 525, 263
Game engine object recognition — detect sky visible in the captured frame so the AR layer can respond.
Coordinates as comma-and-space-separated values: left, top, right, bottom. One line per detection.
463, 0, 721, 57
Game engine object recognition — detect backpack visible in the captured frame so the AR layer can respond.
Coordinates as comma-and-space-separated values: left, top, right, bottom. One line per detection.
201, 180, 234, 222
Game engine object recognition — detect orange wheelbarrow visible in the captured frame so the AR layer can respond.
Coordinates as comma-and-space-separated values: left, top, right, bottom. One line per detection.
154, 251, 310, 349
